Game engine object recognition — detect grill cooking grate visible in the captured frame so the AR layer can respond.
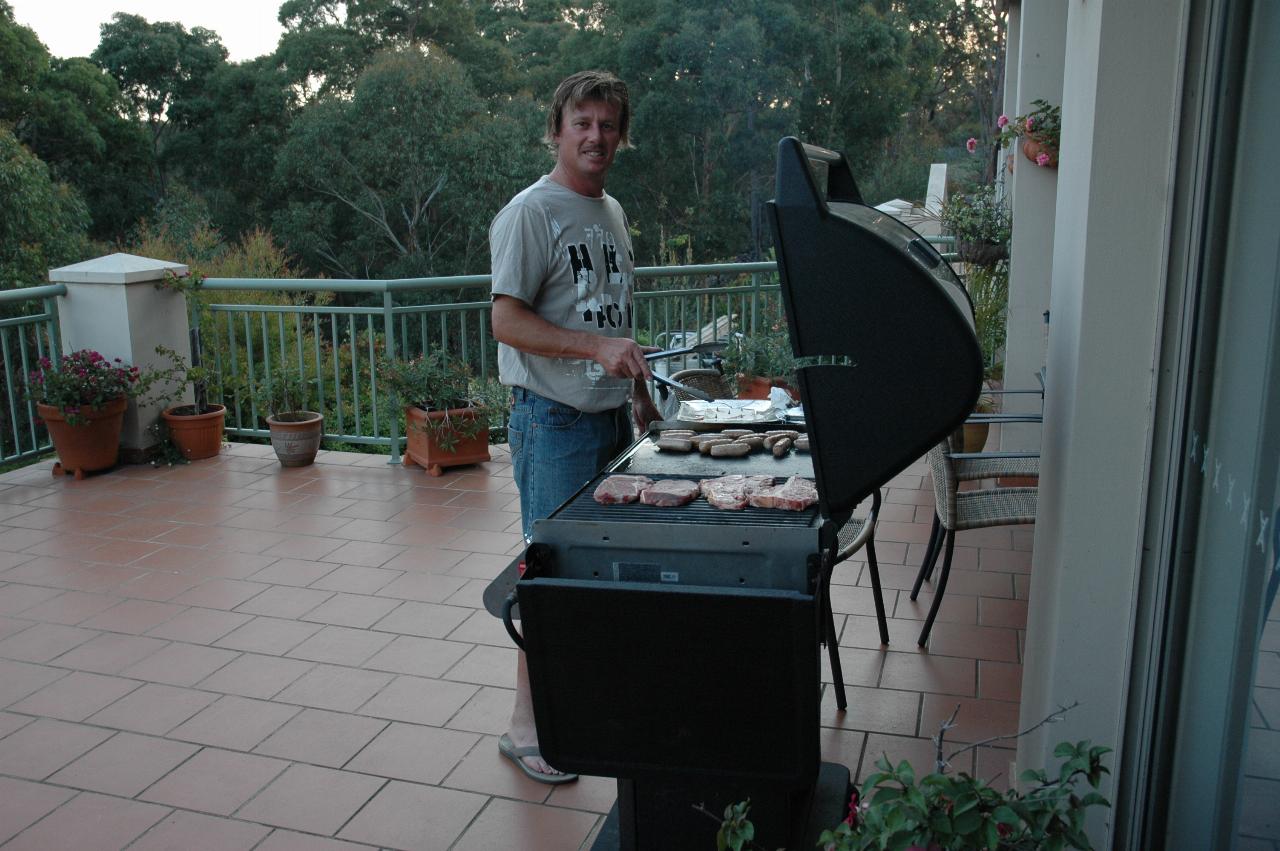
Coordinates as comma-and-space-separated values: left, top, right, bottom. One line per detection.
553, 474, 820, 528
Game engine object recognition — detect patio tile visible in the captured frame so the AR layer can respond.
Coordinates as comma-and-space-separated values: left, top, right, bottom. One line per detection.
919, 694, 1021, 744
375, 571, 468, 603
0, 710, 34, 738
445, 608, 516, 646
172, 578, 272, 610
444, 644, 517, 688
169, 695, 301, 750
442, 578, 490, 607
141, 748, 290, 815
0, 621, 98, 662
363, 635, 471, 678
4, 791, 169, 851
236, 763, 386, 835
0, 582, 61, 615
247, 558, 340, 587
145, 607, 253, 644
979, 546, 1033, 573
115, 570, 206, 601
443, 733, 553, 802
819, 684, 921, 736
128, 810, 272, 851
894, 590, 980, 624
260, 535, 346, 561
301, 592, 401, 628
325, 518, 406, 542
47, 731, 199, 797
0, 526, 56, 552
10, 589, 121, 624
235, 585, 333, 619
980, 597, 1029, 629
545, 773, 619, 815
121, 642, 239, 686
253, 708, 387, 768
442, 529, 524, 556
256, 830, 371, 850
924, 622, 1021, 662
860, 732, 969, 783
379, 546, 466, 574
385, 522, 467, 549
880, 651, 976, 697
978, 660, 1024, 702
0, 718, 113, 779
358, 674, 478, 726
197, 653, 315, 700
828, 583, 883, 617
52, 632, 169, 674
129, 545, 219, 573
87, 683, 220, 735
822, 647, 886, 688
371, 600, 471, 638
0, 776, 75, 844
337, 779, 486, 849
446, 685, 514, 736
286, 625, 394, 666
345, 721, 478, 783
309, 565, 402, 595
10, 671, 140, 721
79, 598, 185, 633
88, 538, 165, 565
452, 796, 598, 851
820, 726, 868, 773
214, 616, 323, 655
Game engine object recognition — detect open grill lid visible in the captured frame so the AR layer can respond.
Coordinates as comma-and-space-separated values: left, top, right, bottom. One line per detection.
766, 137, 982, 520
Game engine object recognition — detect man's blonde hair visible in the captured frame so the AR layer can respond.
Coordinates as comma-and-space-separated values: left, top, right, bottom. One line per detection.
544, 70, 632, 149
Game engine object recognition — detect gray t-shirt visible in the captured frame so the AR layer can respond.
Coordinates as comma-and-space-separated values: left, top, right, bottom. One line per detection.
490, 176, 636, 413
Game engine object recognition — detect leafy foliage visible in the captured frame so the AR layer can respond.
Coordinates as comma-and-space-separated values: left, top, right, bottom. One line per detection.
0, 125, 89, 286
378, 349, 501, 449
24, 350, 142, 425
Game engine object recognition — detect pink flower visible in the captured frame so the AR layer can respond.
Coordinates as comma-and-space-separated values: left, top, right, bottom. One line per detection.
1037, 152, 1051, 166
1025, 116, 1035, 131
997, 114, 1009, 128
966, 137, 978, 153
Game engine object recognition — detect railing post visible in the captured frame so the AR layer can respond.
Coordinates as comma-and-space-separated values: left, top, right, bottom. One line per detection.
382, 289, 400, 465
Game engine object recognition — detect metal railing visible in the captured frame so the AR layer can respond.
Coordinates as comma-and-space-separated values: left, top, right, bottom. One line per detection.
198, 262, 786, 463
0, 285, 66, 464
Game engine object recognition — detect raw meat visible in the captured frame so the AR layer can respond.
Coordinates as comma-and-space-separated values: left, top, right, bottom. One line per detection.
593, 474, 654, 505
748, 475, 819, 511
639, 479, 700, 507
699, 475, 775, 510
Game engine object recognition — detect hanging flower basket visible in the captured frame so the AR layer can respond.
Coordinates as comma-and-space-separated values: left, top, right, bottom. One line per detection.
1022, 136, 1059, 169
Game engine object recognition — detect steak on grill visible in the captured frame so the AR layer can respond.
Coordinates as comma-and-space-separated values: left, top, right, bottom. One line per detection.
639, 479, 700, 507
593, 474, 655, 505
748, 476, 819, 511
699, 474, 776, 510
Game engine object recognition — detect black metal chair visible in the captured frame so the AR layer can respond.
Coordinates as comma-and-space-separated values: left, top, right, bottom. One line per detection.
823, 489, 885, 711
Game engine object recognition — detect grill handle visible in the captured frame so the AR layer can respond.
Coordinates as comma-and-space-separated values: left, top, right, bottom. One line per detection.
502, 592, 525, 650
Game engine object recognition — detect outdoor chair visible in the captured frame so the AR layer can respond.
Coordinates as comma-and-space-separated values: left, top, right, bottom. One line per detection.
909, 430, 1038, 647
824, 488, 886, 710
667, 367, 733, 402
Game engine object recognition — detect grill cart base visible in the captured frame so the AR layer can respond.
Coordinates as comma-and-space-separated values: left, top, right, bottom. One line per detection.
590, 762, 851, 851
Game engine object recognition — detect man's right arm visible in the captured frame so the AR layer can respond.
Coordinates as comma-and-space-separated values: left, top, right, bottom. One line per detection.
491, 295, 653, 382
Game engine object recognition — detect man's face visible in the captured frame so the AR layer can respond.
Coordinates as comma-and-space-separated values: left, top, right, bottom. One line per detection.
552, 98, 622, 191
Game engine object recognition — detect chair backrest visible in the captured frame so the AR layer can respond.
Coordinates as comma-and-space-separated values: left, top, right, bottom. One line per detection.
926, 430, 964, 529
669, 368, 732, 402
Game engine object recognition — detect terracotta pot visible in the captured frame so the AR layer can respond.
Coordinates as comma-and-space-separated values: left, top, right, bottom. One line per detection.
1022, 137, 1059, 168
266, 411, 324, 467
735, 374, 798, 401
38, 396, 128, 479
962, 420, 990, 453
161, 404, 226, 461
404, 405, 490, 477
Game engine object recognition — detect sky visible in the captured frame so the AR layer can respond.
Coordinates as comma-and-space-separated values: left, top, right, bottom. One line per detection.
7, 0, 285, 62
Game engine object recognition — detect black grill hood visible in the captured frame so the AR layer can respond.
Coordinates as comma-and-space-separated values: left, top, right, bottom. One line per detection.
766, 137, 982, 520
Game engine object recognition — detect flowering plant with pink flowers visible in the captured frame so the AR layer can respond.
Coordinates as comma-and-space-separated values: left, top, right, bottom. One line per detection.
994, 99, 1062, 167
25, 349, 144, 426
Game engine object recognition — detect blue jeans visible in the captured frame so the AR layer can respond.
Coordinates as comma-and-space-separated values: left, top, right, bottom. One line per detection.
508, 387, 632, 540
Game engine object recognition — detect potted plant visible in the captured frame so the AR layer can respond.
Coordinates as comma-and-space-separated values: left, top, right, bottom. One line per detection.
145, 270, 225, 461
145, 345, 226, 461
941, 191, 1012, 269
721, 328, 798, 400
996, 99, 1062, 169
252, 366, 324, 467
378, 351, 494, 476
24, 350, 144, 479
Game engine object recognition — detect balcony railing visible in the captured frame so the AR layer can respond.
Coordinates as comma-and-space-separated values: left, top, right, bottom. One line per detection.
0, 285, 65, 464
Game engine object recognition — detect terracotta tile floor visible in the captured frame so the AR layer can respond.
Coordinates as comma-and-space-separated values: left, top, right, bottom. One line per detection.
0, 442, 1031, 849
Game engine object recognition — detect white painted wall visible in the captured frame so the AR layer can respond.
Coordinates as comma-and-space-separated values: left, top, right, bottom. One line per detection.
1015, 0, 1189, 844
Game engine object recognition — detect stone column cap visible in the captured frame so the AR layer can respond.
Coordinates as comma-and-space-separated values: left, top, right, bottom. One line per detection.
49, 253, 189, 284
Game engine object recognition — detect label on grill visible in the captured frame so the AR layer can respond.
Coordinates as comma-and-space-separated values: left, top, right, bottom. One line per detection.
612, 562, 679, 583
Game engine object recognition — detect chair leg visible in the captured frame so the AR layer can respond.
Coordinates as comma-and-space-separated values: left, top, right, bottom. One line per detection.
825, 587, 847, 711
865, 534, 889, 645
910, 515, 943, 601
917, 531, 956, 647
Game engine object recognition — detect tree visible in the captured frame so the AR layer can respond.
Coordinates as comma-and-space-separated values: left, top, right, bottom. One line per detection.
0, 125, 89, 288
273, 49, 543, 278
91, 13, 228, 195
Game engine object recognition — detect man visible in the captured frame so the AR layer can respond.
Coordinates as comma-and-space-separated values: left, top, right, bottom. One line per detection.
490, 71, 660, 784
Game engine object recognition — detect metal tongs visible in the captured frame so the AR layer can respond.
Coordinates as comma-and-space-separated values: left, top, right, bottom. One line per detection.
644, 341, 727, 403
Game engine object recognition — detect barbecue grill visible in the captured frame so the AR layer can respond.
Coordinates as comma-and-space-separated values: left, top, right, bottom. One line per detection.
501, 138, 982, 850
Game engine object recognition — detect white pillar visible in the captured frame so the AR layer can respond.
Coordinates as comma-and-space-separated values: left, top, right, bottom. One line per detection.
48, 253, 194, 458
1000, 1, 1066, 448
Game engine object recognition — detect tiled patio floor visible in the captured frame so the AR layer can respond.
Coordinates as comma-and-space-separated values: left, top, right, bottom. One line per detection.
0, 442, 1031, 850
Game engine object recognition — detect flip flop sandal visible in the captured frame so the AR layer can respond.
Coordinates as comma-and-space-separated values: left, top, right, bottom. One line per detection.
498, 734, 579, 785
